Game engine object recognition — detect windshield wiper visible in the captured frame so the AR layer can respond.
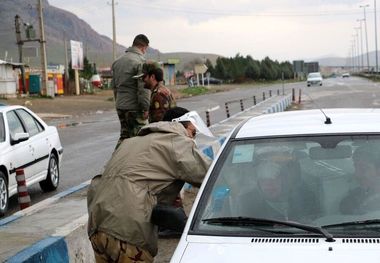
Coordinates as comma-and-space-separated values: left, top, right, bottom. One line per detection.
322, 219, 380, 229
202, 216, 335, 242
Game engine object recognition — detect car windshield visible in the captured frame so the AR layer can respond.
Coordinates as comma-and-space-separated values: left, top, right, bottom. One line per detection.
193, 135, 380, 236
308, 73, 321, 78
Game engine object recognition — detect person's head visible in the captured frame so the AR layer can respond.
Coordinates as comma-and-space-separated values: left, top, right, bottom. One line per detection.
142, 63, 163, 90
132, 34, 149, 54
353, 145, 380, 189
163, 107, 197, 139
256, 161, 284, 201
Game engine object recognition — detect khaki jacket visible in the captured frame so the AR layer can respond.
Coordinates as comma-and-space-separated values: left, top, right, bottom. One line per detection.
111, 46, 150, 111
87, 122, 211, 256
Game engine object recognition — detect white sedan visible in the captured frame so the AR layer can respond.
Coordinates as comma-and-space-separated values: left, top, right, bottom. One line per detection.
0, 105, 63, 216
307, 72, 323, 86
171, 109, 380, 263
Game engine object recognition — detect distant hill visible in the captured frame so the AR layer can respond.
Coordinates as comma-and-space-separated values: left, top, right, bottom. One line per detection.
0, 0, 222, 71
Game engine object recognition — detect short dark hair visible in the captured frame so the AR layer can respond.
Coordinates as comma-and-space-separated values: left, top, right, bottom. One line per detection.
163, 107, 189, 121
133, 34, 149, 47
143, 63, 163, 82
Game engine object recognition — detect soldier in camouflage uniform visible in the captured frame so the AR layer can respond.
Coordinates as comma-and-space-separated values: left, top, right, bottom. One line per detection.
111, 34, 151, 149
139, 63, 176, 123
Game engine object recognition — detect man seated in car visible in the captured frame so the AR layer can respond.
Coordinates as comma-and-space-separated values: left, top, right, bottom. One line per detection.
340, 144, 380, 214
237, 160, 319, 223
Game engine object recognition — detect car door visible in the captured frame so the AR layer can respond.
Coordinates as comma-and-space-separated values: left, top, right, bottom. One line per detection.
15, 109, 49, 179
5, 110, 35, 181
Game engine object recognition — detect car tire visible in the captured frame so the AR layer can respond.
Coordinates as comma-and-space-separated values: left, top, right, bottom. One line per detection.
39, 153, 59, 192
0, 171, 8, 217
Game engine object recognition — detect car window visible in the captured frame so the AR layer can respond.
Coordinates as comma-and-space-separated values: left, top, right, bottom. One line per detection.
6, 110, 25, 139
194, 135, 380, 235
0, 113, 4, 142
16, 109, 44, 137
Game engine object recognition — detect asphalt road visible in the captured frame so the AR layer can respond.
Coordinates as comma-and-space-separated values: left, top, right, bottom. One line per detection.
5, 76, 380, 216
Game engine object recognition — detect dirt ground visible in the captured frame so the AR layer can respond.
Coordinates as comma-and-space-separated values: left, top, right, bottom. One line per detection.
0, 89, 116, 118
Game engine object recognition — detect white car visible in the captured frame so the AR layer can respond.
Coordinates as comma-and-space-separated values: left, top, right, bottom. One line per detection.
307, 72, 323, 86
0, 105, 63, 216
171, 109, 380, 263
342, 73, 350, 78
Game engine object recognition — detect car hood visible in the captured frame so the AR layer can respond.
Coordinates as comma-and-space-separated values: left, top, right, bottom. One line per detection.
172, 236, 380, 263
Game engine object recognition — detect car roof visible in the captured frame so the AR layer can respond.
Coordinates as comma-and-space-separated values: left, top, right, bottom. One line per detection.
0, 105, 24, 113
234, 108, 380, 139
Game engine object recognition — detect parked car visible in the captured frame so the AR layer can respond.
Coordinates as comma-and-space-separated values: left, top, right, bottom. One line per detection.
342, 72, 350, 78
0, 105, 63, 216
307, 72, 323, 86
171, 109, 380, 263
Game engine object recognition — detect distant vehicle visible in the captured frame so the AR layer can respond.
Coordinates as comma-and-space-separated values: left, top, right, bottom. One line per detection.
193, 77, 223, 86
0, 105, 63, 216
171, 108, 380, 263
342, 73, 350, 78
307, 72, 323, 87
206, 77, 223, 85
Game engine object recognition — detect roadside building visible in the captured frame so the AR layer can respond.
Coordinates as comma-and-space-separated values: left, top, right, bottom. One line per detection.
0, 60, 23, 98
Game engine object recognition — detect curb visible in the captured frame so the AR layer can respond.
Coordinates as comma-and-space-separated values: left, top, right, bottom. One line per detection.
2, 94, 293, 262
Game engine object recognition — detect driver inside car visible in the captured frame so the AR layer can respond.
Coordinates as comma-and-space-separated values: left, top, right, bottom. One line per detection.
237, 160, 318, 222
340, 144, 380, 215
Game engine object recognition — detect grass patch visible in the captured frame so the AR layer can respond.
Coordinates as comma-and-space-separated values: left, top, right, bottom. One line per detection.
180, 86, 209, 96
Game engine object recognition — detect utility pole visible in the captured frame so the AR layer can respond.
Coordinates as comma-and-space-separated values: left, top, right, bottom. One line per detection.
38, 0, 48, 96
360, 4, 370, 71
375, 0, 379, 74
63, 31, 69, 94
110, 0, 117, 61
15, 15, 26, 94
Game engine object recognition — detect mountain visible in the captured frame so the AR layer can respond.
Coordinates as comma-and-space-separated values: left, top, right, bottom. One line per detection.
0, 0, 221, 71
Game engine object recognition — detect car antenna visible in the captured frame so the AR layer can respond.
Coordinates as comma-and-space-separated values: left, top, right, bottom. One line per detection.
303, 90, 332, 124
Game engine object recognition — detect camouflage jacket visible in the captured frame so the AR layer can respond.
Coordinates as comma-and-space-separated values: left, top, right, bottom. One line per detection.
149, 83, 176, 123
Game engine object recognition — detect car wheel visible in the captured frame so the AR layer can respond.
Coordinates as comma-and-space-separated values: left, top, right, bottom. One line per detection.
0, 171, 8, 217
39, 153, 59, 192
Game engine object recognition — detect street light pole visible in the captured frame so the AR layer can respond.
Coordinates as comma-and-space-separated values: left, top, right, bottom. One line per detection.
354, 28, 362, 71
357, 20, 365, 71
360, 4, 370, 72
375, 0, 379, 73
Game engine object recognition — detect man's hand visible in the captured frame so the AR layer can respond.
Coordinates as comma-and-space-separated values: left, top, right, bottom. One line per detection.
158, 86, 170, 97
143, 110, 149, 120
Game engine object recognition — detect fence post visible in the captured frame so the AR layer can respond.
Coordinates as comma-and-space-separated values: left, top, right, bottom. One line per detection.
225, 102, 230, 118
205, 111, 211, 127
298, 89, 302, 104
292, 88, 295, 102
263, 92, 266, 101
239, 99, 244, 111
277, 89, 280, 96
269, 90, 272, 97
253, 96, 256, 105
15, 168, 31, 210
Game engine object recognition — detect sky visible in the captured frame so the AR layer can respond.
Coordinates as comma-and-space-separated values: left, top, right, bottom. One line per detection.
48, 0, 378, 62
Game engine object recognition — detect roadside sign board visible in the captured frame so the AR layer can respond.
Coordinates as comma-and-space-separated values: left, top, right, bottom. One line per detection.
194, 64, 208, 74
70, 40, 84, 70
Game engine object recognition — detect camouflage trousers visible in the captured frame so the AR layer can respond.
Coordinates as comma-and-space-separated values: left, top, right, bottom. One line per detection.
116, 110, 148, 149
90, 232, 154, 263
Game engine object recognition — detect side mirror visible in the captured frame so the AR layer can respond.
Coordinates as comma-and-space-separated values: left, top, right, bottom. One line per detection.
11, 132, 29, 145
